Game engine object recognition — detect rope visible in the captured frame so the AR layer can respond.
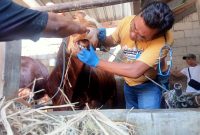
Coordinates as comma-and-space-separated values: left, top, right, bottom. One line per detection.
58, 87, 75, 111
62, 53, 73, 88
46, 38, 68, 101
38, 38, 71, 106
38, 38, 85, 111
158, 45, 173, 76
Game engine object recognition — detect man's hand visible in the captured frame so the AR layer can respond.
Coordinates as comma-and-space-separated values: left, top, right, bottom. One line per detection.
44, 13, 87, 38
77, 45, 99, 67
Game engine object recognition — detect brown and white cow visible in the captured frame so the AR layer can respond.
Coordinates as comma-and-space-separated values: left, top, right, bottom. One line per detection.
45, 12, 125, 110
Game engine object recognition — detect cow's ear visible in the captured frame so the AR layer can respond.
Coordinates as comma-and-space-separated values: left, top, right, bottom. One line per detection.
85, 27, 99, 48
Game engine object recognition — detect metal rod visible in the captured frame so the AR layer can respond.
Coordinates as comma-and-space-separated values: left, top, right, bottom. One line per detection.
144, 75, 169, 92
32, 0, 133, 13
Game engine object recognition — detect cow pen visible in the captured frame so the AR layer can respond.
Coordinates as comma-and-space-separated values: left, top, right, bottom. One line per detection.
1, 0, 200, 135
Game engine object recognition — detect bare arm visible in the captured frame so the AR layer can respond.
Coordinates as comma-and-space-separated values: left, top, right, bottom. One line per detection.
97, 60, 150, 78
42, 13, 87, 38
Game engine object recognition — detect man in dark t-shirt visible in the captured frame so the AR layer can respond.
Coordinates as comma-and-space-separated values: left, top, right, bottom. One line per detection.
0, 0, 87, 41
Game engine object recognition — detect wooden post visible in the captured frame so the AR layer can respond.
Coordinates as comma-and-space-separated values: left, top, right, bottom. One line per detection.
173, 0, 197, 22
0, 41, 21, 99
133, 0, 142, 15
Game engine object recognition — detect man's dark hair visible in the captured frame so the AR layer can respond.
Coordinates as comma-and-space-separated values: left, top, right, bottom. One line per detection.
140, 1, 174, 36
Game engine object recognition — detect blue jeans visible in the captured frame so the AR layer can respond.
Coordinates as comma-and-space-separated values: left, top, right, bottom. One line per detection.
124, 82, 161, 109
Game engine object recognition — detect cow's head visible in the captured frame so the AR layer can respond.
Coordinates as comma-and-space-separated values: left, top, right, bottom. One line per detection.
67, 11, 99, 56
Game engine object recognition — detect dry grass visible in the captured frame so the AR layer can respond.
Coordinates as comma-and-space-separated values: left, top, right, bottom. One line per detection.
0, 98, 137, 135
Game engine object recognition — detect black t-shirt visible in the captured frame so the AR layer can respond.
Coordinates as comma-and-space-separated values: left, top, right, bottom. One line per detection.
0, 0, 48, 41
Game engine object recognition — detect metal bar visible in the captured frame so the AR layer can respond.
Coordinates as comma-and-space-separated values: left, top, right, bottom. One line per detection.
2, 41, 21, 99
32, 0, 133, 12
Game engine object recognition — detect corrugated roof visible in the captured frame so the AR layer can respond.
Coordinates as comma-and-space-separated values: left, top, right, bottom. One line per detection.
14, 0, 133, 22
14, 0, 197, 23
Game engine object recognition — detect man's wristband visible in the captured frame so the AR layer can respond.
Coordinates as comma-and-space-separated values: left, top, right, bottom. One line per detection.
97, 28, 107, 51
98, 28, 106, 42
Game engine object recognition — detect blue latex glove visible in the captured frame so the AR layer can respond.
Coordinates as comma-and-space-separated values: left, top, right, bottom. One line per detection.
77, 45, 99, 67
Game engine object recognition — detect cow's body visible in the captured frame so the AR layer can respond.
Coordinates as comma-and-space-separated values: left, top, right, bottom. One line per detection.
71, 65, 117, 109
45, 13, 126, 110
20, 56, 48, 99
45, 39, 120, 110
